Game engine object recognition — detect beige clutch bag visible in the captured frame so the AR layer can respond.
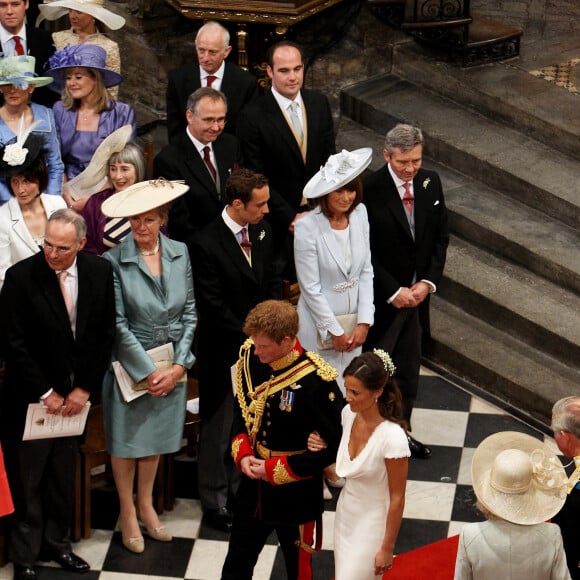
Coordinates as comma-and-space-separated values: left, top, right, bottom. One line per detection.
133, 359, 174, 391
317, 313, 358, 350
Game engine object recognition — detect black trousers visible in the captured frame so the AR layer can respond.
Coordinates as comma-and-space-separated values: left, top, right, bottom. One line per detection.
221, 510, 303, 580
4, 436, 76, 567
366, 307, 421, 428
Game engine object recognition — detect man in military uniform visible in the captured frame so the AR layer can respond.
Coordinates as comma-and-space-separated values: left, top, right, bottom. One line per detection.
221, 300, 343, 580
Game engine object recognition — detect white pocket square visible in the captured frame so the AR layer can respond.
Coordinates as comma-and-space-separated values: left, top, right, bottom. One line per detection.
434, 200, 440, 206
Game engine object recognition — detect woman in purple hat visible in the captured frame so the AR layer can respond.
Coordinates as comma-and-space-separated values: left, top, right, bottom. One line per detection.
48, 44, 136, 211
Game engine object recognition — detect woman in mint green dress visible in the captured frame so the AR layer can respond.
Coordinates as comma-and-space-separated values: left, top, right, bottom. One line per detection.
101, 180, 196, 553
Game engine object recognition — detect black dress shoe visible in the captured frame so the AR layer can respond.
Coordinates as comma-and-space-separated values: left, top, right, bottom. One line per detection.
53, 551, 90, 573
204, 506, 233, 533
13, 565, 37, 580
408, 435, 432, 459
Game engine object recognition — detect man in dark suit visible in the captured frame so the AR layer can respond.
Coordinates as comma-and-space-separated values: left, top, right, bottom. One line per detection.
0, 209, 115, 580
236, 40, 335, 276
166, 20, 257, 141
551, 396, 580, 580
363, 124, 449, 459
154, 87, 242, 252
192, 169, 280, 532
0, 0, 57, 107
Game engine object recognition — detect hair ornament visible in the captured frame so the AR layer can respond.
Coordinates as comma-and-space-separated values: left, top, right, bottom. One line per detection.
373, 348, 396, 376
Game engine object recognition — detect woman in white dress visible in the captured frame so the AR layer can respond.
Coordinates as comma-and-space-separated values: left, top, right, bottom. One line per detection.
0, 134, 66, 289
309, 349, 410, 578
294, 148, 374, 393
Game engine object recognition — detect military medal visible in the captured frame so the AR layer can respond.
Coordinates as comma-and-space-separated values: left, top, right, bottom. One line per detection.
279, 389, 295, 412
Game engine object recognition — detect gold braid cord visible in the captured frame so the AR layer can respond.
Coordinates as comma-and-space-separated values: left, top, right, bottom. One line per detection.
235, 340, 323, 445
305, 351, 339, 382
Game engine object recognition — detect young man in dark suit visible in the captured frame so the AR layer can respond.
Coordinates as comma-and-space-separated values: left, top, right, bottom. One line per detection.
192, 169, 280, 532
0, 0, 57, 107
0, 209, 115, 580
363, 124, 449, 458
166, 20, 257, 141
236, 40, 335, 277
154, 87, 243, 252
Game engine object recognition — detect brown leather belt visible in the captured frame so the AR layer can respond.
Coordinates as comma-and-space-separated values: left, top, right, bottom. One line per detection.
256, 442, 305, 459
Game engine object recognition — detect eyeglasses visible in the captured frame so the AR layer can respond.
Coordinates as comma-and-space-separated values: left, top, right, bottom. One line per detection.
198, 116, 227, 126
43, 240, 74, 254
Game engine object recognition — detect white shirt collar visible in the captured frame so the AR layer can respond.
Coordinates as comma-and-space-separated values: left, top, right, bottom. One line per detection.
0, 23, 26, 49
186, 127, 211, 155
271, 87, 303, 114
57, 258, 78, 278
199, 60, 225, 82
388, 164, 413, 198
221, 206, 246, 236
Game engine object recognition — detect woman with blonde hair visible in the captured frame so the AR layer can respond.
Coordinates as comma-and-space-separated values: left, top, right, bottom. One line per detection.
47, 44, 135, 210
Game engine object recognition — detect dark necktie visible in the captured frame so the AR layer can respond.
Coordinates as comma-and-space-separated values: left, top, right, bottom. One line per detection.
206, 75, 217, 87
240, 227, 252, 257
203, 146, 217, 182
402, 182, 414, 216
12, 35, 24, 56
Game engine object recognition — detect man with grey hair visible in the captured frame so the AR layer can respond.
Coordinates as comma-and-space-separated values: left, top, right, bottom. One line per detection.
0, 209, 115, 580
154, 87, 243, 251
363, 123, 449, 459
166, 20, 257, 141
551, 396, 580, 579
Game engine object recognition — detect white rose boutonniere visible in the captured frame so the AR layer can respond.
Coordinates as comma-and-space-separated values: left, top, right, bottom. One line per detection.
3, 143, 28, 167
423, 177, 431, 190
258, 230, 266, 241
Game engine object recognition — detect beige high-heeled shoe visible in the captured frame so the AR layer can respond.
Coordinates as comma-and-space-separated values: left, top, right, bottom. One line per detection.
144, 526, 172, 542
122, 535, 145, 553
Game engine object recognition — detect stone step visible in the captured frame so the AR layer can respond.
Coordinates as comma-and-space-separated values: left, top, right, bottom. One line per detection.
441, 236, 580, 365
429, 296, 580, 425
445, 178, 580, 295
391, 41, 580, 161
341, 74, 580, 229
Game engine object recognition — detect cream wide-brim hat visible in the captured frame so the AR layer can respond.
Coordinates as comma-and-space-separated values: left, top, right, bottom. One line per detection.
303, 147, 372, 200
37, 0, 126, 30
101, 179, 189, 218
64, 125, 133, 200
471, 431, 567, 526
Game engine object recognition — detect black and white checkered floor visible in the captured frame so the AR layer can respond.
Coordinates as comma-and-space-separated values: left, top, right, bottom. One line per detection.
0, 367, 557, 580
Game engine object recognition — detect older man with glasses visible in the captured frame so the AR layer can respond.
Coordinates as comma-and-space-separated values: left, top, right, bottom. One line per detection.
0, 209, 115, 580
154, 87, 243, 254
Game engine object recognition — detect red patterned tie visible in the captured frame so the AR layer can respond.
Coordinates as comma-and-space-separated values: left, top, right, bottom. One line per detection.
206, 75, 217, 87
12, 35, 24, 56
240, 227, 252, 257
202, 146, 217, 182
402, 182, 414, 216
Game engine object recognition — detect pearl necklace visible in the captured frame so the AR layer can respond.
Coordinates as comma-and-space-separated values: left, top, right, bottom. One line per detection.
139, 237, 160, 256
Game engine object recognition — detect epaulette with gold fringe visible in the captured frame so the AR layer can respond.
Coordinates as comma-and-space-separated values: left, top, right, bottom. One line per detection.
304, 351, 338, 382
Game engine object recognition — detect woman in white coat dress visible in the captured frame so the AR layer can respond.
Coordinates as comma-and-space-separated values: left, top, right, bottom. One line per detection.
294, 148, 374, 393
454, 431, 571, 580
0, 134, 65, 288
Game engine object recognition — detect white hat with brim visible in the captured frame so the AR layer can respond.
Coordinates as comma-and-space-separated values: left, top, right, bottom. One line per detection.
0, 56, 53, 88
37, 0, 126, 30
63, 124, 133, 200
47, 44, 123, 93
101, 179, 189, 218
303, 148, 372, 200
471, 431, 568, 526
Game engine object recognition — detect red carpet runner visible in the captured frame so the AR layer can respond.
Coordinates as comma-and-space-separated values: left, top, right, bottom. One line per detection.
386, 535, 459, 579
